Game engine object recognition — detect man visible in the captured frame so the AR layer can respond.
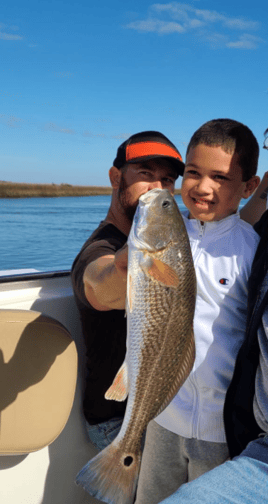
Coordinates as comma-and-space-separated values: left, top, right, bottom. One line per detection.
71, 131, 185, 451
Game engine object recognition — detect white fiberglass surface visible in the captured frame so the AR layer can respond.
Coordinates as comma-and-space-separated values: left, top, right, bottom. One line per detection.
0, 275, 100, 504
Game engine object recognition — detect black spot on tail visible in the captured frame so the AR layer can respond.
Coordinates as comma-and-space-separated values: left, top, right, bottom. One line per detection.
124, 456, 134, 467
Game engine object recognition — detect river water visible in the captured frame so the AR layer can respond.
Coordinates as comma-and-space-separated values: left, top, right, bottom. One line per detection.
0, 195, 188, 274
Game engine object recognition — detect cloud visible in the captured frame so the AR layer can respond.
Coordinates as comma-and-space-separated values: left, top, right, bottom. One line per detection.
82, 131, 130, 141
0, 22, 23, 41
0, 32, 23, 41
44, 122, 76, 135
0, 23, 19, 30
126, 19, 185, 34
110, 133, 130, 140
227, 34, 264, 50
152, 3, 259, 30
223, 18, 259, 31
83, 131, 107, 138
204, 32, 229, 49
0, 109, 128, 142
0, 114, 23, 127
125, 3, 263, 49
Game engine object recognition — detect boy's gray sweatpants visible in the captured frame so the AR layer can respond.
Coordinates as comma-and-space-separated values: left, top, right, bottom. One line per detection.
135, 420, 230, 504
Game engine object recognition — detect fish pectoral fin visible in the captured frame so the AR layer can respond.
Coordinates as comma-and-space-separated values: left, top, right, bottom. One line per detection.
141, 256, 180, 287
105, 361, 128, 402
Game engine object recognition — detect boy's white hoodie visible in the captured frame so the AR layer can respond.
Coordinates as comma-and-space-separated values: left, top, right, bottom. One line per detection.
156, 211, 260, 442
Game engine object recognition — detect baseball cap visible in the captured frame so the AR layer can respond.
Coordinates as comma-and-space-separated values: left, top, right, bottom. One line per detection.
113, 131, 185, 176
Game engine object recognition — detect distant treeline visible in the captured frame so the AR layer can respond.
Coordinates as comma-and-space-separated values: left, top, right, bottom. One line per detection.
0, 181, 181, 198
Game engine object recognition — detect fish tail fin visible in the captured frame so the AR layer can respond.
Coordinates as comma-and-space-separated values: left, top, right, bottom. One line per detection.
76, 441, 141, 504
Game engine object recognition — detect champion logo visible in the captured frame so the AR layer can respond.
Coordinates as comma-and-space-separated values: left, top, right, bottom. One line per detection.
219, 278, 229, 285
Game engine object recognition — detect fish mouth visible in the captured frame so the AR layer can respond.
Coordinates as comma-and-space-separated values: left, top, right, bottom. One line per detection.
139, 188, 167, 204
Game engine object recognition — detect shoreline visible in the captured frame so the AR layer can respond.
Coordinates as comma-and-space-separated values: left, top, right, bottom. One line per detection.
0, 181, 181, 198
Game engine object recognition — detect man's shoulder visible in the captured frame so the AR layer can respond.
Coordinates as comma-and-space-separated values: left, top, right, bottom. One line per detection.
82, 221, 126, 249
72, 222, 127, 268
71, 221, 127, 308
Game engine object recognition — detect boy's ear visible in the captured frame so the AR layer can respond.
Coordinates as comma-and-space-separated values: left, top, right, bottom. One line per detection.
109, 166, 122, 189
243, 176, 260, 199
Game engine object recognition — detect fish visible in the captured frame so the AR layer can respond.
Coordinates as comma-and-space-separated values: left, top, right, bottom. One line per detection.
76, 188, 196, 504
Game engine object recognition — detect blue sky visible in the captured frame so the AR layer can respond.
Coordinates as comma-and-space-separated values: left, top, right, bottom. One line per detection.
1, 0, 267, 188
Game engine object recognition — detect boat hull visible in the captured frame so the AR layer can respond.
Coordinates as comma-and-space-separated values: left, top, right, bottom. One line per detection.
0, 271, 99, 504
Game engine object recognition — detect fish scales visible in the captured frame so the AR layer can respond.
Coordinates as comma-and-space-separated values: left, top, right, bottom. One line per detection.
76, 188, 196, 504
126, 249, 195, 426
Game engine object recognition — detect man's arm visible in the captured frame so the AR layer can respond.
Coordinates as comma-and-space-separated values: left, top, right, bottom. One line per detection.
83, 244, 128, 311
240, 172, 268, 225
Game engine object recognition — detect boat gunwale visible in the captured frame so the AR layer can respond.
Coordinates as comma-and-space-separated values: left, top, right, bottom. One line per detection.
0, 270, 71, 284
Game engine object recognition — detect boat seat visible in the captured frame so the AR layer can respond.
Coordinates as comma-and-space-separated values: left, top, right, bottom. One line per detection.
0, 309, 78, 455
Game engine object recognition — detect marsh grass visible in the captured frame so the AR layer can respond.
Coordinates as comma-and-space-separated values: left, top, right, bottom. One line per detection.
0, 182, 112, 198
0, 181, 181, 198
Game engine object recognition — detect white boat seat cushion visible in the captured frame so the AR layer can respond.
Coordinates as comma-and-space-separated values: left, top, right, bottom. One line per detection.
0, 309, 78, 455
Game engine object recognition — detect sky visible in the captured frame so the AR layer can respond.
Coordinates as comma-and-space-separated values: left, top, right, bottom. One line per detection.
1, 0, 268, 188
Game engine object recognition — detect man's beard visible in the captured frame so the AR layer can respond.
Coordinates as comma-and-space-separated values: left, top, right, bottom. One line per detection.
118, 173, 138, 222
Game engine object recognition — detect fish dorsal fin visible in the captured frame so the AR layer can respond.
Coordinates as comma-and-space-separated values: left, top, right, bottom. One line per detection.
105, 361, 128, 402
141, 256, 180, 287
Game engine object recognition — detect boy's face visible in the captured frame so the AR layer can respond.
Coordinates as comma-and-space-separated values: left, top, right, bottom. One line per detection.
182, 144, 258, 222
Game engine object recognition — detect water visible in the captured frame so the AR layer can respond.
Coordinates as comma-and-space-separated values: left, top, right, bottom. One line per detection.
0, 195, 188, 274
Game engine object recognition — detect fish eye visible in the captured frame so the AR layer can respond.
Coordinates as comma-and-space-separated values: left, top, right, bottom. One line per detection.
162, 200, 170, 208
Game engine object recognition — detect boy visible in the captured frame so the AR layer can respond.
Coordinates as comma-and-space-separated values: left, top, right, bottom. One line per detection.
135, 119, 260, 504
159, 172, 268, 504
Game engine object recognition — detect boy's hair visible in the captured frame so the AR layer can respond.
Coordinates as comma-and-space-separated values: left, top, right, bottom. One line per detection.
186, 119, 259, 181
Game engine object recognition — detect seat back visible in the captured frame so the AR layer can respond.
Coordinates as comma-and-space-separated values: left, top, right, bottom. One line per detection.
0, 309, 78, 455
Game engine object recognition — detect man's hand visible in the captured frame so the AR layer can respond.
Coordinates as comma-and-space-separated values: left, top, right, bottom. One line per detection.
114, 244, 128, 279
83, 245, 128, 311
240, 172, 268, 225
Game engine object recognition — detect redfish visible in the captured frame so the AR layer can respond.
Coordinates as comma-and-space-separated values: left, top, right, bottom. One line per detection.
76, 188, 196, 504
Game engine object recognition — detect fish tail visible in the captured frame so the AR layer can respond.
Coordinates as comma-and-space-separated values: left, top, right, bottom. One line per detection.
76, 441, 141, 504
